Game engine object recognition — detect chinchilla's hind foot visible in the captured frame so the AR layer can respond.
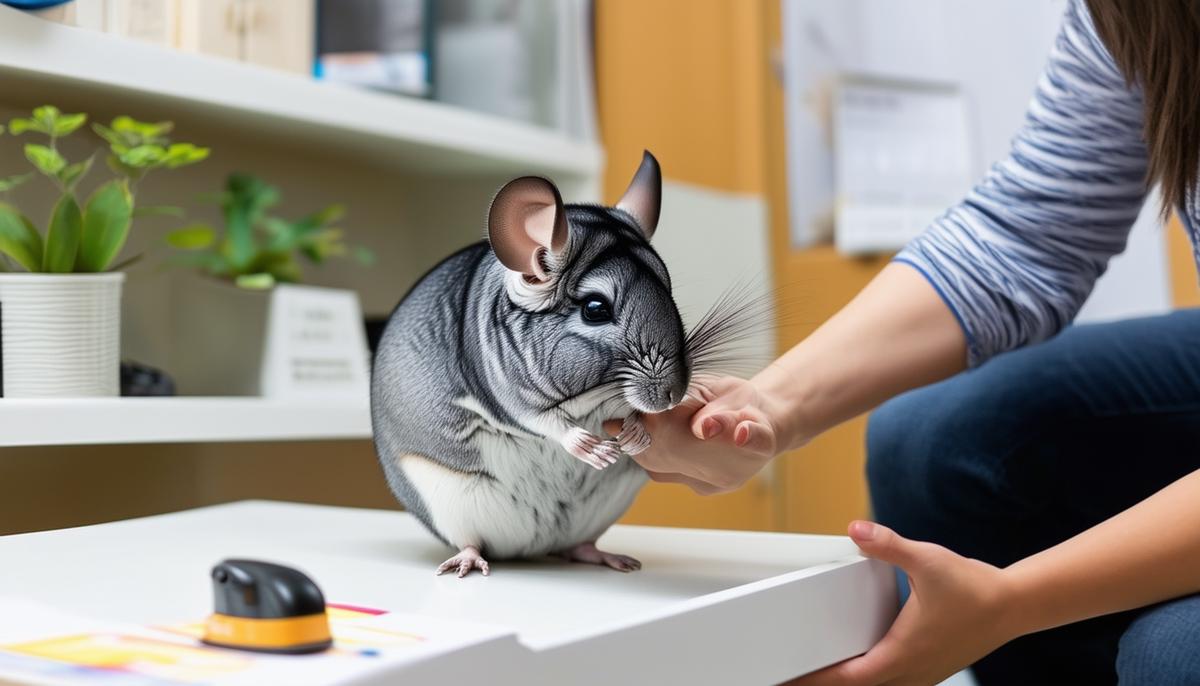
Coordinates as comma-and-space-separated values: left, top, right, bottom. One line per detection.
562, 426, 622, 470
560, 541, 642, 572
436, 545, 490, 578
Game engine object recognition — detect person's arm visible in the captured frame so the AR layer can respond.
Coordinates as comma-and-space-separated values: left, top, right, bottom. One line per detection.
626, 0, 1151, 490
611, 263, 965, 494
747, 262, 966, 454
789, 468, 1200, 686
1004, 468, 1200, 634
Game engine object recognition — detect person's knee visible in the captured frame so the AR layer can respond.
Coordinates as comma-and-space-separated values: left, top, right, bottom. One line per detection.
865, 394, 918, 502
866, 381, 1005, 533
866, 389, 949, 524
1117, 596, 1200, 685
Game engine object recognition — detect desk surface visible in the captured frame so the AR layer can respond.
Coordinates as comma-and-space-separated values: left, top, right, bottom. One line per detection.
0, 501, 858, 645
0, 501, 895, 684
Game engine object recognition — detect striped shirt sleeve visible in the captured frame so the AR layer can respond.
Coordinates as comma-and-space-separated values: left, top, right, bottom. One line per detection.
894, 0, 1149, 367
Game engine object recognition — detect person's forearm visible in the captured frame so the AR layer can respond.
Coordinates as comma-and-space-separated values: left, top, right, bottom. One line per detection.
753, 262, 967, 451
1000, 469, 1200, 638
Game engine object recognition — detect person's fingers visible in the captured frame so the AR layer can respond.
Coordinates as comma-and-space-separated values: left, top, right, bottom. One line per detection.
688, 379, 718, 403
732, 419, 775, 455
602, 419, 622, 437
787, 636, 904, 685
847, 521, 930, 573
677, 387, 709, 411
690, 409, 739, 440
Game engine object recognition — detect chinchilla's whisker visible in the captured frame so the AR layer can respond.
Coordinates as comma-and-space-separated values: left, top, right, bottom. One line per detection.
684, 279, 775, 378
686, 284, 769, 349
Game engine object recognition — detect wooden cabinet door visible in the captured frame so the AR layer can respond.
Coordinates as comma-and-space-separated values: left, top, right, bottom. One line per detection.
597, 0, 775, 532
177, 0, 313, 74
243, 0, 315, 75
177, 0, 242, 61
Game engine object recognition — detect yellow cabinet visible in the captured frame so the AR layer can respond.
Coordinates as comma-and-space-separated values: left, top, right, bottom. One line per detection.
600, 0, 892, 534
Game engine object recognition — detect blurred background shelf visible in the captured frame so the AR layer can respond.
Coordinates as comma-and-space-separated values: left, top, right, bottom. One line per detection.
0, 3, 603, 181
0, 398, 372, 447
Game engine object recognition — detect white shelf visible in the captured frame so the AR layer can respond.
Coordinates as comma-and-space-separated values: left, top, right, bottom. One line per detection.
0, 398, 372, 447
0, 5, 603, 180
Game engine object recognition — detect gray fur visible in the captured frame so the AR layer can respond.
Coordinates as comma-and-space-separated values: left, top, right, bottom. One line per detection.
371, 196, 689, 559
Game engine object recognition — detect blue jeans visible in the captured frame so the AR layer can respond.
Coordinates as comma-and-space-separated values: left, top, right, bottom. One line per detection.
867, 309, 1200, 685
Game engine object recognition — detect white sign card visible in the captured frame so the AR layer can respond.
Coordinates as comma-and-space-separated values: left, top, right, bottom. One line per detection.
259, 285, 371, 401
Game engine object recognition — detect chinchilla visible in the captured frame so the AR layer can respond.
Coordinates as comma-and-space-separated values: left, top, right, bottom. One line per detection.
371, 151, 748, 577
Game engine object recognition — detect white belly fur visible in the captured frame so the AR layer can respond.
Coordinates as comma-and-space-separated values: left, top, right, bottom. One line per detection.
399, 418, 647, 559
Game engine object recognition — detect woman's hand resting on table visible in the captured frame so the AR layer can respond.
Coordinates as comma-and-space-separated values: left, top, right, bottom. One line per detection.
787, 521, 1017, 686
605, 376, 792, 494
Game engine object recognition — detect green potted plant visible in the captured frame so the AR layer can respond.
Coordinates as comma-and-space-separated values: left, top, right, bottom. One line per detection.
165, 172, 373, 397
0, 106, 207, 397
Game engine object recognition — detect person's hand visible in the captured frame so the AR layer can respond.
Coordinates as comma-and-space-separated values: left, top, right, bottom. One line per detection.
786, 521, 1019, 686
605, 376, 786, 494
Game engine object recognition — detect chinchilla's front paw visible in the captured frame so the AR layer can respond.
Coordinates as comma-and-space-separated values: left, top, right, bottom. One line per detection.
616, 414, 651, 455
562, 427, 622, 470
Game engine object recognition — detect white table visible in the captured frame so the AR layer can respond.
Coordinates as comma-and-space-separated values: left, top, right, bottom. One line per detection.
0, 501, 897, 685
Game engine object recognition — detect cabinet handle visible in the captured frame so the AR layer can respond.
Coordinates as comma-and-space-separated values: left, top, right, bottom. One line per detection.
224, 2, 241, 33
248, 1, 264, 32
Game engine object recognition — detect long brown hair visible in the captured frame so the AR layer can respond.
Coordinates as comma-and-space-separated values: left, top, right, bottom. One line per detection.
1085, 0, 1200, 215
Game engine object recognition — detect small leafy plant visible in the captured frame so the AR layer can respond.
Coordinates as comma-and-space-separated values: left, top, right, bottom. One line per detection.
167, 172, 373, 289
0, 105, 208, 273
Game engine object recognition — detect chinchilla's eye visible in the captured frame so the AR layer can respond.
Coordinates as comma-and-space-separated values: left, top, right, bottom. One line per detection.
580, 296, 613, 324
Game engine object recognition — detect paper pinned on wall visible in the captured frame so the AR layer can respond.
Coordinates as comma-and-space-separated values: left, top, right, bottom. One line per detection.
832, 76, 973, 255
781, 1, 975, 252
781, 0, 848, 248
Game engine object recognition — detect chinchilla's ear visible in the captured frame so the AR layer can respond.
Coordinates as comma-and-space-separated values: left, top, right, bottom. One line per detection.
616, 150, 662, 240
488, 176, 568, 281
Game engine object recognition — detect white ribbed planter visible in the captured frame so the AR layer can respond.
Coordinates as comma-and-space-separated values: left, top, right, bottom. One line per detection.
0, 273, 123, 398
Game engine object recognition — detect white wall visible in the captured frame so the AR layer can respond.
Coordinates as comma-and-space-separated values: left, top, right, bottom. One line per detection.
787, 0, 1171, 322
653, 182, 774, 374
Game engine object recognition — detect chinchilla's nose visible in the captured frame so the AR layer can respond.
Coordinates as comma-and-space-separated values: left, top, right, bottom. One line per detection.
669, 385, 685, 406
